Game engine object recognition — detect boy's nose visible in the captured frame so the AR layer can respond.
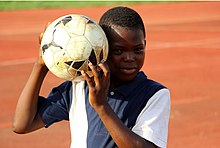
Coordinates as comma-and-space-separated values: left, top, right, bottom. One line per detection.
123, 52, 134, 62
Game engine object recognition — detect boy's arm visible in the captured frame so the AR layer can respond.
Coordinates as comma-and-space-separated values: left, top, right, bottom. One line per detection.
82, 63, 158, 148
13, 27, 50, 134
13, 26, 50, 133
95, 103, 158, 148
13, 59, 48, 134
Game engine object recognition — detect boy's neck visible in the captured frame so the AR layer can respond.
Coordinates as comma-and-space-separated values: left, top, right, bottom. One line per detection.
109, 76, 128, 91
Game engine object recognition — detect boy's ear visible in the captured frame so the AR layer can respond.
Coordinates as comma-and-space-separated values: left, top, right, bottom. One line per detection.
144, 39, 147, 46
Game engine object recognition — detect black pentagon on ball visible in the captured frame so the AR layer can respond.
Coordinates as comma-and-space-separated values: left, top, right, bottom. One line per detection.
76, 71, 82, 76
89, 49, 97, 66
62, 16, 72, 26
72, 61, 85, 69
64, 61, 73, 66
65, 61, 85, 69
54, 16, 72, 27
82, 16, 94, 24
87, 20, 94, 24
42, 44, 49, 54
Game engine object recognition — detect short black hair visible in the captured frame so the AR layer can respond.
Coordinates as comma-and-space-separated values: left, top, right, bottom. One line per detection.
99, 6, 145, 37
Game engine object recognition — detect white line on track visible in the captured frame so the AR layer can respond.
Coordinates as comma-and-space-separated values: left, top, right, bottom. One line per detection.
0, 38, 219, 67
149, 38, 220, 50
0, 58, 36, 67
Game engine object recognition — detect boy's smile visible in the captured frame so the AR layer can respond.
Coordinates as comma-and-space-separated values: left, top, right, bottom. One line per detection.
106, 26, 146, 82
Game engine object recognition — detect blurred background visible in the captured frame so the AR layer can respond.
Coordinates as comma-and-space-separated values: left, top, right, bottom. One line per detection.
0, 1, 220, 148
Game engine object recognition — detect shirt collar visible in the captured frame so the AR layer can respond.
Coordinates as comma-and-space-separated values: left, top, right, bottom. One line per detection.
114, 71, 147, 97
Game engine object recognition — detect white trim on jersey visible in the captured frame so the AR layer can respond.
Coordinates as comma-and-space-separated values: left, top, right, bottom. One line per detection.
132, 88, 170, 148
69, 81, 87, 148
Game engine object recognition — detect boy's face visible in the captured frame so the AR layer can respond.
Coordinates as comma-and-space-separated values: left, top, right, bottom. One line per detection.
106, 26, 146, 82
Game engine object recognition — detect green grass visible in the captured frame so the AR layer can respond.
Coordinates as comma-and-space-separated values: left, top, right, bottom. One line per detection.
0, 1, 151, 10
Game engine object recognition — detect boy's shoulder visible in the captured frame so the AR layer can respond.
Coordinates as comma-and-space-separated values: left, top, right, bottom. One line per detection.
116, 72, 166, 98
49, 80, 72, 95
133, 72, 167, 99
136, 71, 166, 90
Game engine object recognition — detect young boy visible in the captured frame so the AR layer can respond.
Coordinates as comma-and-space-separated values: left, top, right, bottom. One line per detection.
13, 6, 170, 148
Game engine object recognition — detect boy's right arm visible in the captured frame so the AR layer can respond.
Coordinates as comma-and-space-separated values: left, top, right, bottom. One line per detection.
13, 51, 48, 134
13, 29, 49, 133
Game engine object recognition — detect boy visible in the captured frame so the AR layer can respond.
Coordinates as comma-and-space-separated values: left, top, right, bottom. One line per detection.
13, 6, 170, 148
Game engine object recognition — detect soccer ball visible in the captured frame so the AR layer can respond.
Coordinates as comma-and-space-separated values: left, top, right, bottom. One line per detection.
40, 14, 108, 81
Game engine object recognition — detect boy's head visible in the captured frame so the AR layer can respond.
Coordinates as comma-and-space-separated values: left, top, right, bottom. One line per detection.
99, 6, 145, 38
99, 7, 146, 82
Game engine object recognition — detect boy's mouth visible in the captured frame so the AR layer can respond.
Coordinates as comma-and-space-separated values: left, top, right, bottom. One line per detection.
120, 67, 137, 75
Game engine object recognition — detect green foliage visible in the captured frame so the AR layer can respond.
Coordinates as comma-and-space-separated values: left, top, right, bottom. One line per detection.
0, 1, 149, 10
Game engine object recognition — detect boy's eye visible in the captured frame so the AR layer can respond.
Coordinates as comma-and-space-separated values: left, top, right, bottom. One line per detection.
134, 48, 144, 53
112, 49, 122, 55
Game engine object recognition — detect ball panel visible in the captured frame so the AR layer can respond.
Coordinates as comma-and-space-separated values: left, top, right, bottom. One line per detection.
85, 23, 105, 47
102, 42, 109, 61
67, 36, 92, 61
64, 15, 87, 36
67, 67, 78, 78
42, 50, 55, 69
50, 65, 73, 80
53, 51, 71, 69
52, 27, 70, 50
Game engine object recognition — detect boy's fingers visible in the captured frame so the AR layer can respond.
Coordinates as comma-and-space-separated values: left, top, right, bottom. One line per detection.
81, 70, 94, 88
98, 63, 110, 78
39, 32, 44, 44
88, 62, 99, 82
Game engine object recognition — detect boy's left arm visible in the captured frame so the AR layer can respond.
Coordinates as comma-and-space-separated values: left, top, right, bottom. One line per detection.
81, 63, 158, 148
93, 99, 158, 148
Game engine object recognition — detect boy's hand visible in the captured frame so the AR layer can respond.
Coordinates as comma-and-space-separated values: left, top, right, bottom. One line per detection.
37, 22, 50, 67
81, 63, 110, 108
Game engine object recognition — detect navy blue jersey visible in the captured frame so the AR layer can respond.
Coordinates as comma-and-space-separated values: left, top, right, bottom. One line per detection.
38, 71, 170, 148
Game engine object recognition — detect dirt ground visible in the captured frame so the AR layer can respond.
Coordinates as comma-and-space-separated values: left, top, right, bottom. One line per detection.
0, 2, 220, 148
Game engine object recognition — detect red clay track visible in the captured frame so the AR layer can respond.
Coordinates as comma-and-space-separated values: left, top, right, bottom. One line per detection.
0, 2, 220, 148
